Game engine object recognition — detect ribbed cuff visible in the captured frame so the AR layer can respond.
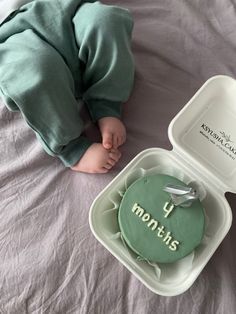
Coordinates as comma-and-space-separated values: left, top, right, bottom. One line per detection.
85, 99, 122, 122
58, 136, 92, 167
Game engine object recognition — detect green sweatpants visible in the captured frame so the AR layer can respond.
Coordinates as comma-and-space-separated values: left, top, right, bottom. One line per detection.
0, 0, 134, 166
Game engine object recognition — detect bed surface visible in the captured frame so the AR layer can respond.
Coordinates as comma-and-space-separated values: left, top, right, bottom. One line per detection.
1, 0, 236, 313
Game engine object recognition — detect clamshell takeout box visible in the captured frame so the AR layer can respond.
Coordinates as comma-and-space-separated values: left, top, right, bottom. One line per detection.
89, 75, 235, 296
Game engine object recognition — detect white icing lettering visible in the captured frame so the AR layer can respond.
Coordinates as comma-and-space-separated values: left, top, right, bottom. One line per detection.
132, 203, 139, 212
157, 226, 165, 237
131, 203, 180, 252
163, 231, 172, 245
132, 203, 144, 217
147, 218, 158, 230
169, 240, 180, 251
163, 201, 175, 218
142, 213, 151, 222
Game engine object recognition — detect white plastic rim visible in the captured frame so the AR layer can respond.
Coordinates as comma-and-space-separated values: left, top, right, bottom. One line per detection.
169, 75, 236, 193
89, 148, 232, 296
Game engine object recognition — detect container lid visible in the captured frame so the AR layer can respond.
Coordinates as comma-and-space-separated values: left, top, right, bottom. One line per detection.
168, 75, 236, 193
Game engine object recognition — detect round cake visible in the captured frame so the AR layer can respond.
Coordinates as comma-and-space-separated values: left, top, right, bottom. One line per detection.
118, 174, 205, 263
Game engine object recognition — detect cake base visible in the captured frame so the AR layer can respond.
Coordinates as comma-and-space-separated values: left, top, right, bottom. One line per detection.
118, 174, 205, 263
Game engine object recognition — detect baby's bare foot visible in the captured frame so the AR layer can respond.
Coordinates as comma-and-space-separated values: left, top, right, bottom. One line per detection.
98, 117, 126, 150
71, 143, 121, 173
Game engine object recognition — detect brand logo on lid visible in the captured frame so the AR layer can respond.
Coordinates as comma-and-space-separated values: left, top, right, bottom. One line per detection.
200, 123, 236, 159
220, 131, 233, 143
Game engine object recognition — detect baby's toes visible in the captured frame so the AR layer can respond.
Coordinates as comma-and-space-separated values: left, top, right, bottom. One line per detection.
113, 135, 119, 149
102, 132, 113, 149
98, 167, 109, 173
103, 163, 113, 170
109, 150, 121, 162
117, 134, 126, 147
108, 158, 116, 167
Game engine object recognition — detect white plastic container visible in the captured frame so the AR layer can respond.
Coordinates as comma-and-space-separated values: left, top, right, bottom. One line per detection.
89, 75, 235, 296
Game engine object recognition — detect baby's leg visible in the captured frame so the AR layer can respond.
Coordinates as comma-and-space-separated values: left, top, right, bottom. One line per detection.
0, 29, 120, 172
73, 2, 135, 149
0, 29, 87, 166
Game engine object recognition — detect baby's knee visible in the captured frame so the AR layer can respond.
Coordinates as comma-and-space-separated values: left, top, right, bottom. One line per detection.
75, 2, 133, 36
0, 31, 62, 82
25, 44, 73, 90
30, 47, 62, 78
92, 3, 133, 30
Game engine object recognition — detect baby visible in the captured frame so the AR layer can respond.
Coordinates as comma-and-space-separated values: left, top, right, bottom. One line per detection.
0, 0, 135, 173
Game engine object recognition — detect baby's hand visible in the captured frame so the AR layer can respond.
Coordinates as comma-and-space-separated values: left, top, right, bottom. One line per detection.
98, 117, 126, 150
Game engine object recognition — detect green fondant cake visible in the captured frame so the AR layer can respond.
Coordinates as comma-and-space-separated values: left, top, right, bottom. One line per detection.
118, 174, 205, 263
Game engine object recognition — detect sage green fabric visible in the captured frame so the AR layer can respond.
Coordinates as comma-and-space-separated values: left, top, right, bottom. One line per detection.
0, 0, 134, 166
118, 175, 205, 263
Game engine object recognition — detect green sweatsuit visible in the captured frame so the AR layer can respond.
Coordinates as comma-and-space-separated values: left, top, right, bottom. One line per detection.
0, 0, 134, 166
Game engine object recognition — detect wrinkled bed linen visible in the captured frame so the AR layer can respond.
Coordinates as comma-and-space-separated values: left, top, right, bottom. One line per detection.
1, 0, 236, 313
